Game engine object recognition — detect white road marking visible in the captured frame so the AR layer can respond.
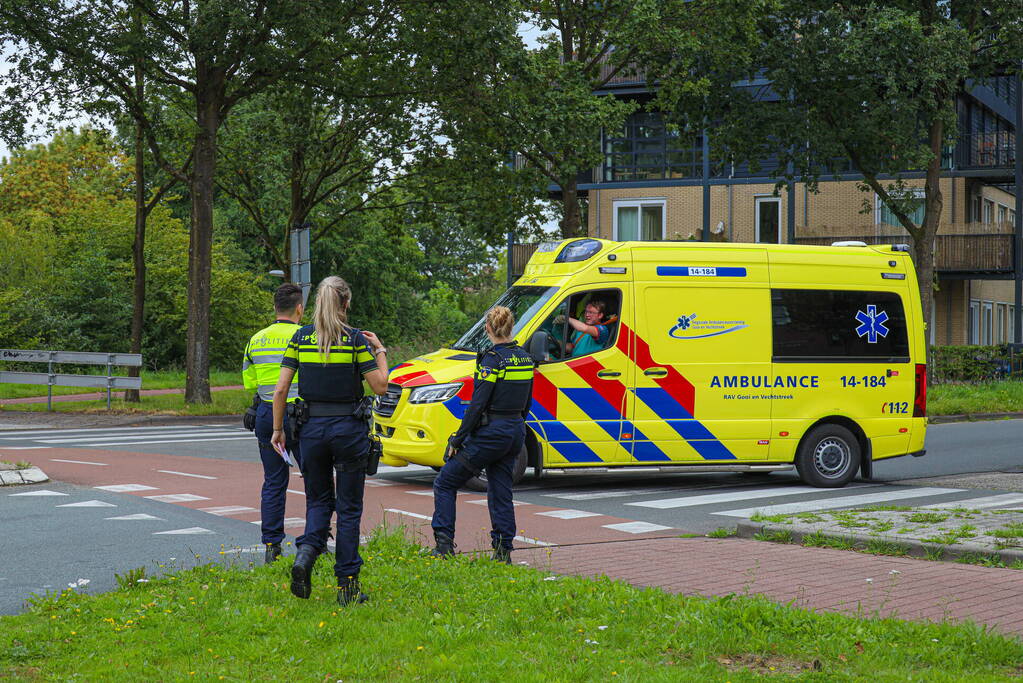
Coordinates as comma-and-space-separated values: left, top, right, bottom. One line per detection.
153, 527, 215, 535
364, 479, 396, 486
923, 493, 1023, 510
466, 498, 530, 507
536, 509, 601, 519
0, 426, 213, 437
56, 500, 117, 508
50, 458, 109, 466
248, 517, 305, 528
406, 489, 466, 496
385, 508, 432, 521
105, 513, 163, 521
145, 494, 210, 503
8, 489, 68, 496
626, 485, 832, 509
73, 436, 254, 447
514, 535, 554, 546
95, 484, 158, 492
602, 521, 674, 534
200, 506, 256, 515
158, 470, 217, 480
0, 446, 51, 450
37, 430, 249, 444
714, 487, 965, 517
286, 489, 306, 496
544, 488, 678, 501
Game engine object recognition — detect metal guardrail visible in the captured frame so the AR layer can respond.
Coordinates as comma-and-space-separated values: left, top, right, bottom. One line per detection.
0, 349, 142, 411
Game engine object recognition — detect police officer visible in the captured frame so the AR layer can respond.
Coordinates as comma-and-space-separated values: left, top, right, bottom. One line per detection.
242, 283, 303, 564
270, 275, 389, 607
431, 305, 535, 564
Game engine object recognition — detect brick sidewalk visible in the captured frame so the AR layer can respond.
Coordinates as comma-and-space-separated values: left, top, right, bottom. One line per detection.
516, 537, 1023, 639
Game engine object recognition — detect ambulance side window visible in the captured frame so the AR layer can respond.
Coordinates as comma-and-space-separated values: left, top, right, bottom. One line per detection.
772, 289, 910, 362
536, 289, 621, 362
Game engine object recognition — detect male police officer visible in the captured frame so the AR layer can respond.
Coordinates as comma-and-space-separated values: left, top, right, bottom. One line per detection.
242, 283, 304, 564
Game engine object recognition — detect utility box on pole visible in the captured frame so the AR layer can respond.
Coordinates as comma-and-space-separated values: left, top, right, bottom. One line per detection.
290, 223, 312, 306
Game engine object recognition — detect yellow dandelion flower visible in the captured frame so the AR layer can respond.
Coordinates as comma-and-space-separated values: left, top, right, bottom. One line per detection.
71, 631, 76, 635
417, 646, 424, 651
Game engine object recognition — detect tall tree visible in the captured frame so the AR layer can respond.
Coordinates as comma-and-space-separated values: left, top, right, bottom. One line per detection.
655, 1, 1023, 327
1, 0, 403, 402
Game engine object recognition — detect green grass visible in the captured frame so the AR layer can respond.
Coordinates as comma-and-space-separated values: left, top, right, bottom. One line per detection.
0, 369, 241, 400
929, 380, 1023, 416
801, 532, 856, 551
0, 389, 251, 416
3, 531, 1022, 681
706, 527, 737, 539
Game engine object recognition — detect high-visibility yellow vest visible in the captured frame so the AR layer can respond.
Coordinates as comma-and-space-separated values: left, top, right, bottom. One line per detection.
242, 320, 301, 402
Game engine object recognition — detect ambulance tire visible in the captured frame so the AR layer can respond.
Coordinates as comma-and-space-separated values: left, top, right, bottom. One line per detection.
463, 443, 528, 492
795, 424, 860, 488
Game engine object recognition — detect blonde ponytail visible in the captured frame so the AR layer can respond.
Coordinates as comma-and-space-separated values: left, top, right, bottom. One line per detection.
312, 276, 352, 361
486, 305, 514, 339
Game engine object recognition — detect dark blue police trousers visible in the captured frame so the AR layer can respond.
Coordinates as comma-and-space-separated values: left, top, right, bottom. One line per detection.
432, 417, 524, 552
296, 415, 368, 579
254, 401, 299, 545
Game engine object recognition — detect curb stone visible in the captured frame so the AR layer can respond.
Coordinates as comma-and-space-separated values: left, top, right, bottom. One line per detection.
737, 520, 1023, 567
929, 411, 1023, 424
0, 466, 49, 486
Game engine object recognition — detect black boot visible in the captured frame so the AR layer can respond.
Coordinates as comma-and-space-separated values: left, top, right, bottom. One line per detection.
430, 532, 455, 558
264, 543, 282, 565
491, 545, 512, 565
290, 545, 320, 599
337, 575, 369, 607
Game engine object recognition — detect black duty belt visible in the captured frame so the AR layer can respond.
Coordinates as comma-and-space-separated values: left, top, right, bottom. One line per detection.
487, 409, 523, 418
307, 401, 358, 417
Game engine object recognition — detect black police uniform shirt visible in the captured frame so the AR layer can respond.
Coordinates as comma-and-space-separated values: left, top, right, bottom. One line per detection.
281, 326, 377, 403
450, 341, 534, 447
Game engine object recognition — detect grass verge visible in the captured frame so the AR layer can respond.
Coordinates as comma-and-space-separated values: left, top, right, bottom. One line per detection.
2, 531, 1022, 681
0, 389, 251, 416
929, 380, 1023, 416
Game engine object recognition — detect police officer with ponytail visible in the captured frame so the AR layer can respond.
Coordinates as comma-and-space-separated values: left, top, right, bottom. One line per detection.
271, 276, 389, 607
431, 305, 535, 564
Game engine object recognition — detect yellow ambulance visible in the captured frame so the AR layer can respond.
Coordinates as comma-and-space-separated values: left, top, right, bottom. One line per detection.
373, 238, 927, 489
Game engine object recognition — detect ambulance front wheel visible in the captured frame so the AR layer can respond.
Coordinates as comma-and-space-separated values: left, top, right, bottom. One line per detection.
463, 443, 529, 493
795, 424, 860, 488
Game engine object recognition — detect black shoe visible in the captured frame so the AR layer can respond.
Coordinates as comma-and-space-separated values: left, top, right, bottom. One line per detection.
337, 576, 369, 607
290, 545, 320, 599
264, 543, 282, 565
491, 546, 512, 565
430, 532, 456, 558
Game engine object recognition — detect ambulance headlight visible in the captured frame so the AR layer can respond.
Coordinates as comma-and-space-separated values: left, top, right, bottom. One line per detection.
407, 383, 462, 404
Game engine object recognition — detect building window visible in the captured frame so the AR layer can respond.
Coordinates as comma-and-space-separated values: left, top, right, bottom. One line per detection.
603, 112, 702, 182
969, 300, 979, 344
755, 196, 781, 243
998, 205, 1008, 225
984, 199, 995, 224
973, 196, 982, 223
613, 199, 665, 241
982, 302, 993, 345
877, 189, 924, 228
997, 303, 1007, 343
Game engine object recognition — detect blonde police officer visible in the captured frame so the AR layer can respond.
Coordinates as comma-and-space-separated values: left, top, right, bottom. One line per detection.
431, 306, 535, 563
242, 283, 303, 564
271, 276, 389, 607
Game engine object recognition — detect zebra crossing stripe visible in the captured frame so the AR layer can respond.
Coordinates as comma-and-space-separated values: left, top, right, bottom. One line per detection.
201, 506, 256, 515
713, 487, 964, 517
544, 488, 678, 501
626, 485, 842, 509
923, 493, 1023, 510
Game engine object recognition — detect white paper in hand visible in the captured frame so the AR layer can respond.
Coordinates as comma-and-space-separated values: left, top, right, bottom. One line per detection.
274, 440, 296, 467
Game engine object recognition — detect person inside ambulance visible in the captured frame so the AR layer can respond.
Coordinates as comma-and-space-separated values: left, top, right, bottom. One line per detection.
566, 299, 618, 357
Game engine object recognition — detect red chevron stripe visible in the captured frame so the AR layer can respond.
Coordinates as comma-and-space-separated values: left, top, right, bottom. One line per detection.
391, 370, 431, 386
532, 370, 559, 418
455, 376, 473, 401
403, 373, 441, 388
620, 322, 696, 416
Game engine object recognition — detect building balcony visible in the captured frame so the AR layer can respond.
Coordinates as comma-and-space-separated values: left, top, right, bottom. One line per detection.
955, 132, 1017, 172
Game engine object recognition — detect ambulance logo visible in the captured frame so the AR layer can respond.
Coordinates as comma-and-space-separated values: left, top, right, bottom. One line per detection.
668, 313, 748, 340
854, 305, 889, 344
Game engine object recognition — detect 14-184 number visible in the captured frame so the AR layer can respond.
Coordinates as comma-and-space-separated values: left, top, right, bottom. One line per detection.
841, 375, 887, 388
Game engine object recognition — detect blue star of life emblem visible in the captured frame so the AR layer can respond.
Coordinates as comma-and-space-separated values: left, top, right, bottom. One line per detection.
854, 305, 889, 344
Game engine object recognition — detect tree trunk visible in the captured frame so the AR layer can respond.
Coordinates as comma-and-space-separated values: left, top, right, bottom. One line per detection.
184, 80, 218, 405
560, 178, 582, 239
916, 119, 945, 346
125, 41, 146, 403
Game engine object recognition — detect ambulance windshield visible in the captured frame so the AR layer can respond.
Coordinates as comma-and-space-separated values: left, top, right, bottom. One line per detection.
450, 286, 559, 353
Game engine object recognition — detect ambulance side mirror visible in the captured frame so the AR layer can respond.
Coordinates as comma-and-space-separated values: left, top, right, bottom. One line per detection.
527, 330, 550, 364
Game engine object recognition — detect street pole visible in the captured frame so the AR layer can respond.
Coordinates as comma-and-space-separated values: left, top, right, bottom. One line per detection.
290, 223, 312, 306
1014, 69, 1022, 346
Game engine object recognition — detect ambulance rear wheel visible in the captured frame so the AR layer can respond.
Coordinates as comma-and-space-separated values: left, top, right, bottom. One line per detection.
795, 424, 860, 488
463, 443, 528, 492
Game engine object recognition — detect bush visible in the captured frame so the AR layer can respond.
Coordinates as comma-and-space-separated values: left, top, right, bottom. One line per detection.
929, 345, 1018, 384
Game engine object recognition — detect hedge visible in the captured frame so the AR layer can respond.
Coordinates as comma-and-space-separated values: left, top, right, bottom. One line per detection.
928, 344, 1021, 384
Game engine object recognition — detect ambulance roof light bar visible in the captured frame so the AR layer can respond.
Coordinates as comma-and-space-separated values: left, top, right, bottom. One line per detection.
831, 240, 867, 247
555, 238, 602, 263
